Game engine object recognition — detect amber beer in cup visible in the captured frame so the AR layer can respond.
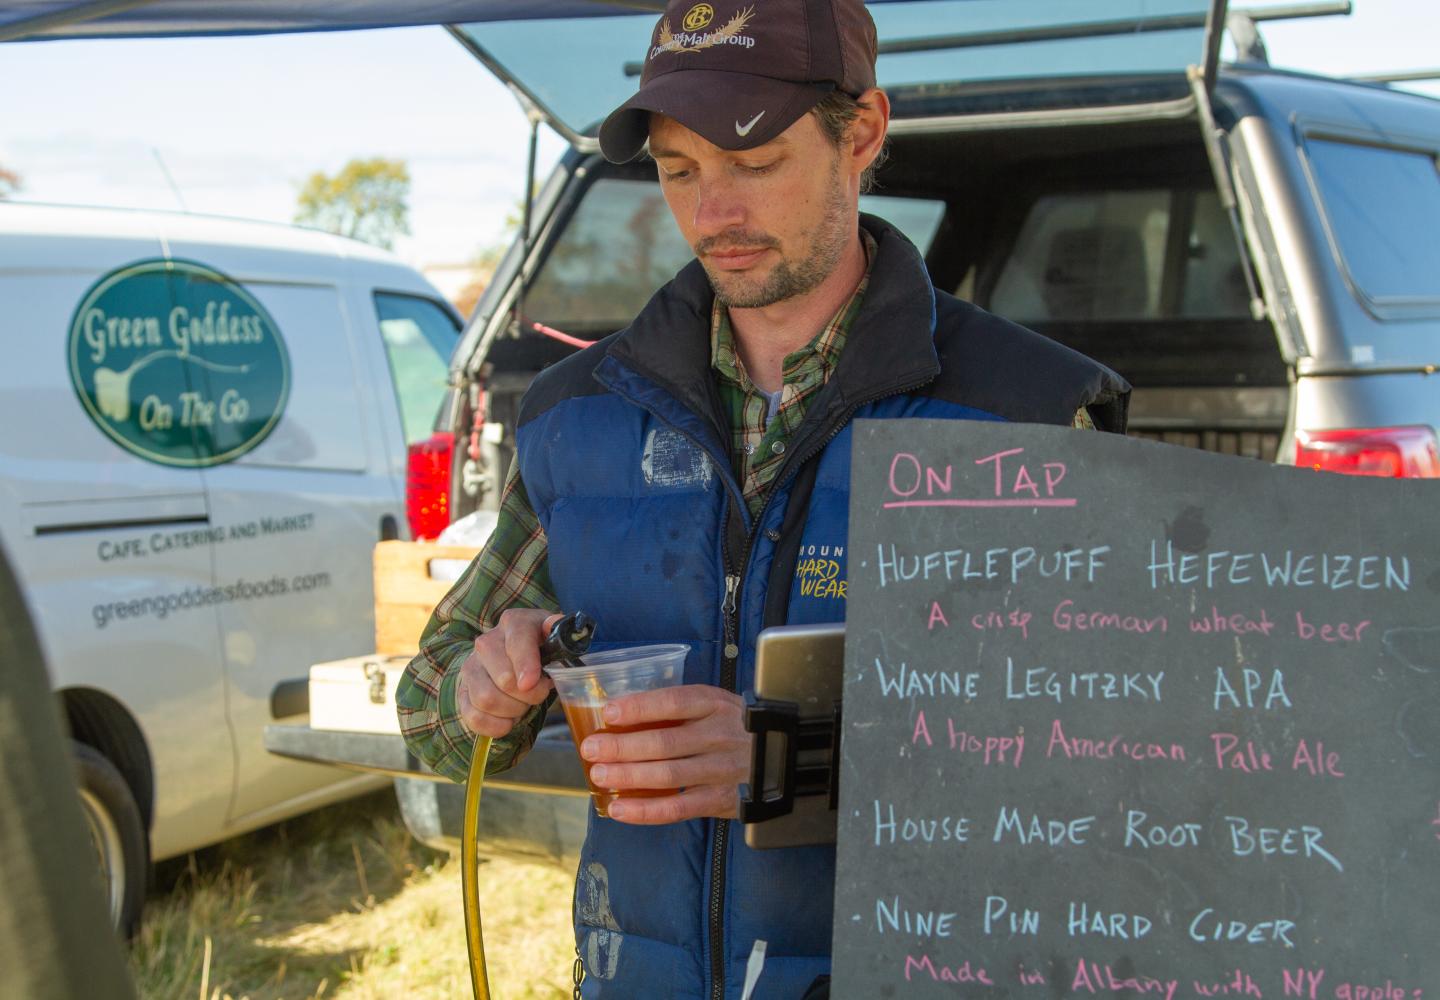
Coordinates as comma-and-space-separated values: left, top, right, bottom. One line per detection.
548, 644, 689, 818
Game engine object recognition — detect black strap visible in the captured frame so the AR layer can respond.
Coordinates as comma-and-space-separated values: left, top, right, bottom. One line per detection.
801, 974, 831, 1000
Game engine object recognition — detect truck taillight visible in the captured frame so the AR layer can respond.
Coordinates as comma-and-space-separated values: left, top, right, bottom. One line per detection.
406, 431, 455, 540
1295, 427, 1440, 478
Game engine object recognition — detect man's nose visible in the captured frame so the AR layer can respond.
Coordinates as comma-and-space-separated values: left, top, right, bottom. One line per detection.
691, 177, 745, 235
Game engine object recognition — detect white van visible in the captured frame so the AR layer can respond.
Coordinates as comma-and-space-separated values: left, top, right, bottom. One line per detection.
0, 202, 463, 935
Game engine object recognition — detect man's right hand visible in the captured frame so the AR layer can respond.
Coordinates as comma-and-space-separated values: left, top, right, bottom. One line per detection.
456, 608, 563, 737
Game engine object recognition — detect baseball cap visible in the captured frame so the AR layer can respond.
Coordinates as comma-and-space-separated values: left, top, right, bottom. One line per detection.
598, 0, 878, 163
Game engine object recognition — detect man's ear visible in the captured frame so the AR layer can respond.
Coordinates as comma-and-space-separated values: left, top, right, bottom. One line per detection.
848, 87, 891, 178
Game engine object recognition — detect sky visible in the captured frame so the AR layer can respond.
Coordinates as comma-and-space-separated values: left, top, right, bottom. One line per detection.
1, 0, 1436, 274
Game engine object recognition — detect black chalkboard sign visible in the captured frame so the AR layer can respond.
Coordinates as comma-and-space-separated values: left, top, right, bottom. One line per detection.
833, 420, 1439, 999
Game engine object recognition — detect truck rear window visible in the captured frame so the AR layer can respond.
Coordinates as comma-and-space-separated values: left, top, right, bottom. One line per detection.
523, 178, 947, 335
990, 188, 1251, 322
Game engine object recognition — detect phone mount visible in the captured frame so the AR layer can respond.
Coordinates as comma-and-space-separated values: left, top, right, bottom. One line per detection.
740, 694, 843, 821
737, 622, 846, 848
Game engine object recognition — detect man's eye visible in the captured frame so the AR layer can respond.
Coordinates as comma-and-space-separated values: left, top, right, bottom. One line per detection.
660, 168, 691, 182
742, 162, 777, 175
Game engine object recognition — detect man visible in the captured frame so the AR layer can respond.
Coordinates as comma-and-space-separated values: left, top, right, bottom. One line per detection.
398, 0, 1129, 994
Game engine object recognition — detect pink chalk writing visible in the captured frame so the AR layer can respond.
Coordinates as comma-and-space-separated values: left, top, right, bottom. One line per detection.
883, 449, 1077, 509
1211, 733, 1274, 773
971, 606, 1033, 639
1047, 718, 1187, 763
1054, 599, 1167, 635
1281, 968, 1326, 1000
1017, 964, 1048, 987
884, 497, 1078, 509
910, 710, 1025, 767
1069, 959, 1178, 1000
1291, 738, 1345, 778
976, 447, 1066, 498
1334, 981, 1425, 1000
928, 601, 949, 629
903, 953, 995, 986
1189, 606, 1276, 637
1431, 802, 1440, 841
1193, 969, 1264, 997
1295, 610, 1372, 643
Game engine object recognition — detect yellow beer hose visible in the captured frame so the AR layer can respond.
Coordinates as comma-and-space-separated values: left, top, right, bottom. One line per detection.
462, 611, 595, 1000
463, 737, 493, 1000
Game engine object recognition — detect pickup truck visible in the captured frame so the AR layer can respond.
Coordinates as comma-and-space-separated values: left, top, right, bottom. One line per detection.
265, 0, 1440, 860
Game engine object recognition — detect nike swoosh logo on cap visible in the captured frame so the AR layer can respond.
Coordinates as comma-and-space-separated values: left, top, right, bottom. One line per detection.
735, 110, 765, 137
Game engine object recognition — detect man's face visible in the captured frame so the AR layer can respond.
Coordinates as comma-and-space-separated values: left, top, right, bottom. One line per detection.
649, 111, 854, 309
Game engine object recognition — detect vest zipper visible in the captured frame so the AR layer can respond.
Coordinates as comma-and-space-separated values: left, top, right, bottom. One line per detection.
721, 574, 739, 622
705, 375, 933, 1000
709, 560, 739, 1000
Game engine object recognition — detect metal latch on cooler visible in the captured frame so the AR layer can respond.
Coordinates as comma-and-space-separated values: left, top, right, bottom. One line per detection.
364, 661, 387, 704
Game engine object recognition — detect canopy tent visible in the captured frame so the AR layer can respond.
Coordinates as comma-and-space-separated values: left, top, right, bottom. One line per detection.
0, 0, 1230, 59
0, 0, 1243, 170
0, 0, 674, 42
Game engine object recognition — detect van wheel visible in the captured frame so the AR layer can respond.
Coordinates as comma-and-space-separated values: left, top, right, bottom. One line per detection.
72, 742, 147, 938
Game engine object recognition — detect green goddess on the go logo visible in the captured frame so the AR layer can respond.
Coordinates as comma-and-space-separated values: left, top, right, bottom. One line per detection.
67, 259, 291, 467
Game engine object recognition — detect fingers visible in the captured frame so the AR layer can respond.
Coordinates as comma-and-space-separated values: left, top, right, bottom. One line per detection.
497, 608, 563, 695
456, 608, 560, 735
581, 715, 748, 766
581, 686, 744, 762
600, 684, 740, 728
606, 785, 740, 825
589, 751, 745, 794
477, 608, 557, 703
456, 668, 534, 737
577, 685, 752, 824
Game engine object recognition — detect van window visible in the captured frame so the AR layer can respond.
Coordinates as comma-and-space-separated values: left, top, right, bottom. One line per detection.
374, 293, 461, 445
523, 178, 949, 334
236, 283, 368, 471
1304, 137, 1440, 305
990, 188, 1250, 322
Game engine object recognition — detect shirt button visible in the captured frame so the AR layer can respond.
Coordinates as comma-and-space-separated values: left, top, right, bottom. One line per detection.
765, 528, 781, 542
771, 440, 786, 455
724, 643, 740, 659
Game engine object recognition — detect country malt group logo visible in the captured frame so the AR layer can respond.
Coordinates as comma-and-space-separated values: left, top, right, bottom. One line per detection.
682, 3, 714, 30
652, 4, 756, 58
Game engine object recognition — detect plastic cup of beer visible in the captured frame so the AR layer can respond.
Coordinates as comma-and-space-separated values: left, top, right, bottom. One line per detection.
548, 644, 689, 818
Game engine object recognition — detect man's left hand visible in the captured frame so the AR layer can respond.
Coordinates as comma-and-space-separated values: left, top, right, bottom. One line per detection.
579, 684, 752, 824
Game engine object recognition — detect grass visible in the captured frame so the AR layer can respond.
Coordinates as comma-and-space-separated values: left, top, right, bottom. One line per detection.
128, 790, 577, 1000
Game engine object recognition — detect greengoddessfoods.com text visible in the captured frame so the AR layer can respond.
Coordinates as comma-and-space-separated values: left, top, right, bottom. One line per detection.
92, 572, 332, 629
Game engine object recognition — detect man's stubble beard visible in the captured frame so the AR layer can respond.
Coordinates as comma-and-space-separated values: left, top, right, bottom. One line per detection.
704, 160, 851, 310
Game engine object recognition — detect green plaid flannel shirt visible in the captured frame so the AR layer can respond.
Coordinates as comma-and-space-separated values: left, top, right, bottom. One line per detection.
396, 234, 1091, 782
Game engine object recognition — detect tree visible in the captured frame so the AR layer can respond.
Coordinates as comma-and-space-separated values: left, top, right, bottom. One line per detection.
450, 194, 528, 317
0, 164, 21, 200
451, 243, 507, 319
294, 157, 410, 250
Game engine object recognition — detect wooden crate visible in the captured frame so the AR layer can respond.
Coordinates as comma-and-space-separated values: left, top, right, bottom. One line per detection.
372, 540, 480, 656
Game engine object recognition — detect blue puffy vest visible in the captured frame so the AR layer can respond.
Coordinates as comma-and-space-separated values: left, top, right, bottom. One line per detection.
515, 217, 1128, 999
